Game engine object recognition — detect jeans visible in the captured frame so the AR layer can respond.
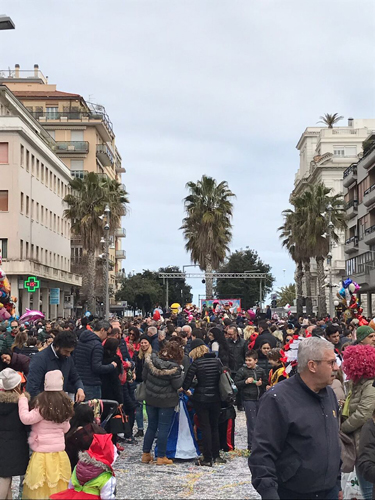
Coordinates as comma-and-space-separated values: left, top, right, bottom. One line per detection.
84, 385, 102, 401
243, 400, 259, 449
357, 466, 373, 500
143, 405, 175, 457
130, 382, 144, 430
194, 400, 221, 461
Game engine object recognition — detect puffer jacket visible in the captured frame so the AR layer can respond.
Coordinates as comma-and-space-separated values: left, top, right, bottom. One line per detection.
183, 352, 221, 403
0, 390, 29, 476
74, 330, 115, 387
142, 353, 183, 408
18, 396, 70, 452
341, 378, 375, 453
227, 337, 247, 373
234, 365, 266, 401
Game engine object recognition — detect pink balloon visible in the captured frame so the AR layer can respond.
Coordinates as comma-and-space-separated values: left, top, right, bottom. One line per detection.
247, 309, 256, 319
19, 308, 45, 324
0, 307, 10, 320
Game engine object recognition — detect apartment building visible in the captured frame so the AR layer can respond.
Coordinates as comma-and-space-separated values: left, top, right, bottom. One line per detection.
0, 85, 81, 317
293, 118, 375, 310
0, 65, 126, 313
344, 132, 375, 316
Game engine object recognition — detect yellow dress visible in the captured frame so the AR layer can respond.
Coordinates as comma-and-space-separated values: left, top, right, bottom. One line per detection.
22, 451, 71, 499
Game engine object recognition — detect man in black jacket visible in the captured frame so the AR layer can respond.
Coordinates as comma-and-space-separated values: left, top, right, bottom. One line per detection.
253, 321, 277, 350
74, 320, 117, 401
227, 326, 247, 410
249, 337, 342, 500
27, 330, 85, 401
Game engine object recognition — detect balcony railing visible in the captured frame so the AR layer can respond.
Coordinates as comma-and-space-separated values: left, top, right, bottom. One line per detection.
96, 144, 114, 165
55, 141, 89, 154
343, 164, 357, 178
364, 184, 375, 197
115, 228, 126, 238
345, 236, 358, 245
115, 250, 126, 259
346, 199, 358, 209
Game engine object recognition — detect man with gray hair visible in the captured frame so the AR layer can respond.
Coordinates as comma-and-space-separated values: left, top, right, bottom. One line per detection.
249, 337, 342, 500
147, 325, 159, 352
182, 325, 192, 352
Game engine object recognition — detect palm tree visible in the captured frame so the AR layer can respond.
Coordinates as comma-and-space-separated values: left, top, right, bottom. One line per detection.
181, 175, 235, 299
317, 113, 344, 128
279, 209, 305, 316
64, 173, 129, 313
296, 184, 347, 317
276, 284, 296, 307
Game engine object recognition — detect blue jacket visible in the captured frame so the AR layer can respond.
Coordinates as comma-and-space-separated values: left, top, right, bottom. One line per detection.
73, 330, 115, 387
148, 333, 159, 353
248, 374, 341, 499
26, 345, 83, 398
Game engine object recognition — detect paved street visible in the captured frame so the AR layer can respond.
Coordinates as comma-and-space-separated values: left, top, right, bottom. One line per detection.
115, 411, 260, 499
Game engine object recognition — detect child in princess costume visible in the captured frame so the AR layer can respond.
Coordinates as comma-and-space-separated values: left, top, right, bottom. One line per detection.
51, 433, 117, 500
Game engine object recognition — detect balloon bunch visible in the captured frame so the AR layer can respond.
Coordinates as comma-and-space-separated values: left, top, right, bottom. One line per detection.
0, 255, 17, 321
337, 278, 367, 325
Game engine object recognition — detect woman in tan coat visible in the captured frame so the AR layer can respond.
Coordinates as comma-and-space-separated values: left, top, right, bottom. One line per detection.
341, 344, 375, 500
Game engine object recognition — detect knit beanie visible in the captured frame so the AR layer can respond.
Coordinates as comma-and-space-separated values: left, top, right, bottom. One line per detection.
44, 370, 64, 391
0, 368, 21, 391
139, 334, 151, 344
356, 325, 375, 343
190, 338, 205, 351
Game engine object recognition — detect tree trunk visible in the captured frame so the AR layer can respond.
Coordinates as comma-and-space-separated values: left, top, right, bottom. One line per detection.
316, 256, 327, 318
304, 260, 313, 316
87, 249, 97, 315
205, 255, 214, 300
296, 260, 303, 317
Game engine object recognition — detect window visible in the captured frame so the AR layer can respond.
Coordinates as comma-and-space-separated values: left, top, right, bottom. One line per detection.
26, 150, 29, 172
71, 130, 84, 141
50, 171, 53, 189
46, 107, 58, 119
50, 251, 52, 265
31, 155, 35, 175
20, 240, 23, 260
48, 130, 55, 140
71, 160, 84, 177
40, 205, 44, 224
50, 211, 52, 230
0, 239, 7, 259
54, 175, 57, 193
36, 202, 39, 222
31, 200, 34, 219
36, 159, 39, 179
26, 196, 29, 216
0, 191, 8, 211
31, 244, 34, 259
41, 163, 44, 183
45, 249, 48, 265
333, 145, 358, 158
20, 192, 24, 213
359, 215, 369, 240
20, 145, 24, 167
36, 246, 39, 261
54, 214, 56, 232
26, 242, 29, 259
0, 143, 8, 164
358, 178, 370, 204
58, 179, 60, 197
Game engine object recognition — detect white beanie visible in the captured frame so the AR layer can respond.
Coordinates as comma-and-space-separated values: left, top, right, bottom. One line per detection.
0, 368, 22, 391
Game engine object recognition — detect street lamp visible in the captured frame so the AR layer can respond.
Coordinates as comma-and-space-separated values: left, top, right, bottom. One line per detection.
327, 203, 334, 318
0, 16, 15, 30
101, 205, 111, 321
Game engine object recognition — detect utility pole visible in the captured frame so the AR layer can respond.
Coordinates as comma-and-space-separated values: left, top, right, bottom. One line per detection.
259, 279, 263, 310
327, 203, 334, 318
165, 279, 169, 310
101, 204, 110, 321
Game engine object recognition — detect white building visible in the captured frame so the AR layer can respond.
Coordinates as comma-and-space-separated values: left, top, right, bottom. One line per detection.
0, 85, 81, 318
293, 118, 375, 309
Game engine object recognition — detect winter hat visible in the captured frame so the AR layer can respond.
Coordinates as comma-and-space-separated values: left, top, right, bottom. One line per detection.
0, 368, 21, 391
209, 327, 222, 337
356, 326, 375, 344
44, 370, 64, 391
139, 334, 151, 344
190, 338, 205, 351
87, 434, 116, 472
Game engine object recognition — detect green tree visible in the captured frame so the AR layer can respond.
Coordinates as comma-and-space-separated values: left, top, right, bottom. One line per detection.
158, 266, 193, 306
317, 113, 344, 128
276, 284, 296, 307
181, 175, 235, 299
64, 172, 129, 314
215, 249, 274, 310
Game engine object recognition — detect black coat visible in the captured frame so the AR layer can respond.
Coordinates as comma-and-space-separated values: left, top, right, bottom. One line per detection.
101, 353, 123, 404
133, 351, 146, 382
0, 352, 30, 376
256, 351, 272, 381
253, 331, 277, 350
358, 418, 375, 494
227, 337, 247, 373
234, 365, 266, 401
26, 345, 83, 398
183, 352, 221, 403
74, 330, 115, 387
248, 374, 341, 499
142, 353, 183, 408
0, 391, 29, 477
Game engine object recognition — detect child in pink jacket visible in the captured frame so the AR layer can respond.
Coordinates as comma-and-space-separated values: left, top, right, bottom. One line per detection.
18, 369, 74, 499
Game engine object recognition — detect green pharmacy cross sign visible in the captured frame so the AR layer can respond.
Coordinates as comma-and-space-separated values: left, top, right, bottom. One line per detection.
24, 276, 40, 293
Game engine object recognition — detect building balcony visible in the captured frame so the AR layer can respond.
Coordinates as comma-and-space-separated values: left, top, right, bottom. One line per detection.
55, 141, 89, 154
1, 259, 82, 286
364, 185, 375, 207
115, 228, 126, 238
115, 270, 126, 280
364, 225, 375, 246
96, 144, 114, 166
344, 236, 358, 254
343, 164, 357, 188
115, 250, 126, 260
361, 144, 375, 170
346, 199, 358, 219
116, 165, 126, 174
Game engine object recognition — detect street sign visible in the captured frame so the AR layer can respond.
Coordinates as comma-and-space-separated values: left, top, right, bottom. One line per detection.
271, 293, 278, 301
50, 288, 60, 305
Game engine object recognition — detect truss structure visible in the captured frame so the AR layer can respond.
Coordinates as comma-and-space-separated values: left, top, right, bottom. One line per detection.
159, 272, 269, 279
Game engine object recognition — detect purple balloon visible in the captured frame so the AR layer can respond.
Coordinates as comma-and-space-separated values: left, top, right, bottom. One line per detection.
19, 308, 45, 324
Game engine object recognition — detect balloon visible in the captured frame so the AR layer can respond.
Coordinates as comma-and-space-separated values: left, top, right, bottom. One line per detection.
339, 288, 346, 298
85, 311, 91, 317
19, 309, 45, 324
348, 283, 356, 293
284, 304, 291, 310
343, 279, 352, 289
247, 309, 256, 320
153, 310, 161, 321
353, 282, 360, 292
0, 307, 10, 320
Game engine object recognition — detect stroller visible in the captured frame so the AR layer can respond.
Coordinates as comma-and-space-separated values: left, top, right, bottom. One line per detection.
82, 399, 125, 434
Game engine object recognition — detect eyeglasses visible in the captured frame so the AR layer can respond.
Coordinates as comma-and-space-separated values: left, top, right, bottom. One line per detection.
313, 359, 337, 367
11, 326, 18, 329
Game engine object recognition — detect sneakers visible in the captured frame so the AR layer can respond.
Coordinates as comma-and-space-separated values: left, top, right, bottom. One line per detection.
124, 436, 138, 445
116, 443, 124, 452
156, 456, 173, 465
134, 429, 144, 438
141, 452, 154, 463
214, 456, 227, 464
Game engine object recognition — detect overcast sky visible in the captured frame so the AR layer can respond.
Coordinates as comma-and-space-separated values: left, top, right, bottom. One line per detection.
2, 0, 375, 304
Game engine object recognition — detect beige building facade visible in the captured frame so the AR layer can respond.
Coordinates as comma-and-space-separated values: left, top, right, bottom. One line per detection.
0, 85, 81, 317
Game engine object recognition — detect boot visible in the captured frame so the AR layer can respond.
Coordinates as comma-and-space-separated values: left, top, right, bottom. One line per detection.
156, 456, 173, 465
135, 429, 144, 438
141, 452, 154, 463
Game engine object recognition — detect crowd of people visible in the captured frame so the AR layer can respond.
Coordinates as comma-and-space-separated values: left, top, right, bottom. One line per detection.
2, 308, 375, 498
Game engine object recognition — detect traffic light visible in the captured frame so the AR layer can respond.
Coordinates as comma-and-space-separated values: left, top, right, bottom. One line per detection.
271, 299, 277, 308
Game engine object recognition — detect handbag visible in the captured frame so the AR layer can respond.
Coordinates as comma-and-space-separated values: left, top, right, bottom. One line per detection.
109, 407, 131, 437
135, 381, 146, 402
339, 430, 356, 473
219, 369, 237, 403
